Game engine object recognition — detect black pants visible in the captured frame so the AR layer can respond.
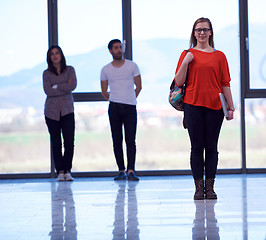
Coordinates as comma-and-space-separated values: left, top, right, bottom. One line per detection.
45, 113, 75, 174
184, 104, 224, 180
108, 102, 137, 171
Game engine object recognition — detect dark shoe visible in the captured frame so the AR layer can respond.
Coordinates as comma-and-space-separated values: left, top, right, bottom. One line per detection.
127, 172, 139, 181
194, 179, 204, 200
114, 171, 127, 181
205, 178, 217, 199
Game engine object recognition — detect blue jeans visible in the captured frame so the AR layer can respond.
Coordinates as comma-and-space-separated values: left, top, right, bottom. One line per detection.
108, 102, 137, 171
184, 104, 224, 180
45, 113, 75, 174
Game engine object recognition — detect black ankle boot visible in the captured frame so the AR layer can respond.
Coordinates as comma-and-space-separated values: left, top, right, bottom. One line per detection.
205, 178, 217, 199
194, 179, 204, 200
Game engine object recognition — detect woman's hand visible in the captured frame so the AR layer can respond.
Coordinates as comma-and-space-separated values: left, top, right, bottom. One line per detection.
226, 110, 234, 121
174, 52, 194, 86
222, 86, 235, 121
183, 52, 194, 65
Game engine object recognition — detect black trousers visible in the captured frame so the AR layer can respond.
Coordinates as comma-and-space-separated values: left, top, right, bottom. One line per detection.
45, 113, 75, 174
184, 104, 224, 180
108, 102, 137, 171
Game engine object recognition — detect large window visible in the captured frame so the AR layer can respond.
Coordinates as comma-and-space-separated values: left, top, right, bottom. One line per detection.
132, 0, 241, 170
245, 0, 266, 169
248, 0, 266, 89
245, 99, 266, 168
1, 0, 265, 176
0, 0, 49, 174
58, 0, 122, 92
57, 0, 122, 172
71, 102, 115, 172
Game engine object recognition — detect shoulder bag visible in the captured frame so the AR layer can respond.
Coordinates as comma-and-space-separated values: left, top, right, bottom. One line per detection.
168, 50, 190, 111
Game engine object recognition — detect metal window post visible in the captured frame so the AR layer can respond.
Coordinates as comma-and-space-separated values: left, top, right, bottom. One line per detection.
239, 0, 248, 173
122, 0, 132, 60
48, 0, 58, 47
47, 0, 58, 177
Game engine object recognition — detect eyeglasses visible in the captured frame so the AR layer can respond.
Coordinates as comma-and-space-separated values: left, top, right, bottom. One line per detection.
194, 28, 211, 34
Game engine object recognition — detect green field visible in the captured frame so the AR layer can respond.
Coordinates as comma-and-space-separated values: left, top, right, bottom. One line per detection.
0, 124, 265, 173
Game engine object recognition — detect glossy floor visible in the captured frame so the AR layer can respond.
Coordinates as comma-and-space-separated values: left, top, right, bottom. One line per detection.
1, 174, 266, 240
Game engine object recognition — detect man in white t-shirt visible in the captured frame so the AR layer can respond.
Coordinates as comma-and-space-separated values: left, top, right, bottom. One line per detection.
100, 39, 142, 181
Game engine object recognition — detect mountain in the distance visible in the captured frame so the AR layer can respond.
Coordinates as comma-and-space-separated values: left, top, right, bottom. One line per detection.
0, 38, 188, 109
0, 23, 265, 109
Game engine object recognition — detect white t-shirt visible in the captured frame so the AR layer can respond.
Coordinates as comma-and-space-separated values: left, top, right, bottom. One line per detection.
100, 59, 140, 105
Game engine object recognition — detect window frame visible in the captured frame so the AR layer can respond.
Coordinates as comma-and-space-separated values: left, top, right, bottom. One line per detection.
1, 0, 266, 179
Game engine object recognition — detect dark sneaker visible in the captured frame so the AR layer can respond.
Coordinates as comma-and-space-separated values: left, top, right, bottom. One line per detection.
114, 171, 127, 181
127, 172, 139, 181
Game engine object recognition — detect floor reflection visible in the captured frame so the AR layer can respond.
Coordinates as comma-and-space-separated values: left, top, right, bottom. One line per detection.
49, 182, 77, 240
113, 181, 139, 240
1, 175, 266, 239
192, 200, 220, 240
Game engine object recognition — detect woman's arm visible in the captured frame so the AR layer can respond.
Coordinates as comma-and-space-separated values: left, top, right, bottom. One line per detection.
174, 52, 194, 86
43, 71, 66, 97
222, 86, 234, 121
57, 67, 77, 93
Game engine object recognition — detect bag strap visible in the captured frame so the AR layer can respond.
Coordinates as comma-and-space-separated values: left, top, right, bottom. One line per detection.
181, 49, 190, 94
184, 49, 190, 84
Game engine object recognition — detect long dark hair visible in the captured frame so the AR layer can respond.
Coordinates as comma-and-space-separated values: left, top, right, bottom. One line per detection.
190, 17, 214, 48
46, 45, 67, 75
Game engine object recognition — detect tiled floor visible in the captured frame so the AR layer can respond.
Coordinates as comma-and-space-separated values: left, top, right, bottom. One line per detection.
1, 174, 266, 240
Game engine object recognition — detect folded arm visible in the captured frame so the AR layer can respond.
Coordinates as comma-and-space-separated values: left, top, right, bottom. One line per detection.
43, 72, 66, 97
57, 67, 77, 93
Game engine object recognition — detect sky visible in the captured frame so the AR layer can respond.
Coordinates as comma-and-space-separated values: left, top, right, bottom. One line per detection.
0, 0, 265, 77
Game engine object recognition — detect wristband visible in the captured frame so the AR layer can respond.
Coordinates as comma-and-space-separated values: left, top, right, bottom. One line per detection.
227, 107, 235, 111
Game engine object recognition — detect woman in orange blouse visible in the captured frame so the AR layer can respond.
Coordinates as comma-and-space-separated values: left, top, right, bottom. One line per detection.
175, 17, 234, 200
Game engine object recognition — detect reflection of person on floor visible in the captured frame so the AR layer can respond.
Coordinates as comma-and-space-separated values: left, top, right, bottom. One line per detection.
113, 181, 139, 240
192, 200, 220, 240
49, 182, 77, 240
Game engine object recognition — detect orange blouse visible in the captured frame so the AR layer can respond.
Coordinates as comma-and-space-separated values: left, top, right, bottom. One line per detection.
175, 48, 231, 110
